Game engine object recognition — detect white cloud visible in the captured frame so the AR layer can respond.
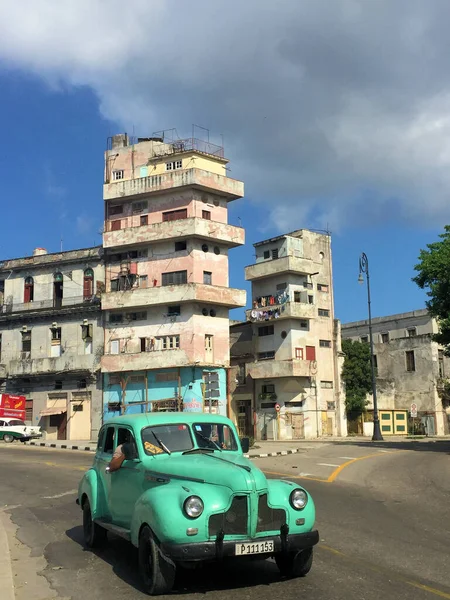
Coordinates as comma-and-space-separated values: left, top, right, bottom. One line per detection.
2, 0, 450, 230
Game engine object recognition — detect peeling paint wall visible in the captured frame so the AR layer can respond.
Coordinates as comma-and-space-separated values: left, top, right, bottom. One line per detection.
342, 310, 449, 435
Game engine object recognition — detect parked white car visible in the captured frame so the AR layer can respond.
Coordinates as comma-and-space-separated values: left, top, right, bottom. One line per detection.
0, 418, 42, 443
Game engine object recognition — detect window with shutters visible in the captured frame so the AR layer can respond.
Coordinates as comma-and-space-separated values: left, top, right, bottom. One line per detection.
165, 160, 182, 171
258, 325, 274, 337
203, 271, 212, 285
317, 283, 329, 292
21, 331, 31, 358
112, 170, 124, 181
110, 220, 122, 231
318, 308, 330, 317
162, 270, 187, 286
406, 350, 415, 372
24, 277, 34, 303
51, 327, 62, 357
272, 248, 279, 259
156, 335, 180, 350
140, 215, 148, 226
319, 339, 331, 348
162, 209, 187, 222
202, 210, 211, 220
83, 268, 94, 298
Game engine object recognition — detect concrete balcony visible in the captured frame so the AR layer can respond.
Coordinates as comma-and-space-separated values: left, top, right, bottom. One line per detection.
103, 217, 245, 249
101, 349, 199, 373
103, 168, 244, 202
102, 283, 246, 311
245, 256, 322, 281
246, 302, 316, 322
247, 359, 315, 380
8, 354, 98, 378
1, 295, 100, 314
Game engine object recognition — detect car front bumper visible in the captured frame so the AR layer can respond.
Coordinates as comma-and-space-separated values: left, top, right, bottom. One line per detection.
160, 529, 319, 562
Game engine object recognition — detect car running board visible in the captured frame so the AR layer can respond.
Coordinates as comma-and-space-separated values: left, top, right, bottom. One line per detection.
94, 519, 131, 541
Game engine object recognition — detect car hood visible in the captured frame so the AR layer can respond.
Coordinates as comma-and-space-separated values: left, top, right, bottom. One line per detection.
145, 452, 268, 493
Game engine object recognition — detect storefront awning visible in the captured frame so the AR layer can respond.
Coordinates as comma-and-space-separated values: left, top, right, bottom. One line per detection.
40, 408, 67, 417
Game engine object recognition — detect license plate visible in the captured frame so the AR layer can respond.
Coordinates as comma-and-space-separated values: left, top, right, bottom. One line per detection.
235, 541, 274, 556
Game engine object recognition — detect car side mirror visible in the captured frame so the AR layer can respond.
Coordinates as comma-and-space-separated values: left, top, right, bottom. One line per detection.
240, 437, 250, 453
122, 442, 138, 460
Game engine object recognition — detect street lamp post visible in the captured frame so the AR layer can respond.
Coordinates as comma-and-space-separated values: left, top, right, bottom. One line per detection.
358, 252, 384, 441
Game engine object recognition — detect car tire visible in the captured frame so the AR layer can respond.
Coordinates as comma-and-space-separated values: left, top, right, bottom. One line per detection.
138, 525, 176, 596
275, 547, 313, 578
3, 434, 15, 444
83, 498, 107, 548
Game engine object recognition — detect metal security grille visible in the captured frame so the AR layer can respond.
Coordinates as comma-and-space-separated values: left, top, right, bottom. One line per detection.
256, 494, 286, 533
209, 496, 248, 536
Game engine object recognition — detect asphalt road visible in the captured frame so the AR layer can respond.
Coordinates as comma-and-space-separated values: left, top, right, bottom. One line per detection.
1, 440, 450, 600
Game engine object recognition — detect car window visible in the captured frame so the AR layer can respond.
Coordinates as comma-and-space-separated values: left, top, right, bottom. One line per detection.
0, 420, 5, 427
8, 420, 26, 426
141, 424, 193, 455
193, 423, 238, 451
117, 427, 136, 449
97, 427, 106, 451
103, 426, 115, 454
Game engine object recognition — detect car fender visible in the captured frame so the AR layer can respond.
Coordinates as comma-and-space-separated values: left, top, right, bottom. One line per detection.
267, 478, 316, 531
130, 481, 230, 547
78, 469, 103, 519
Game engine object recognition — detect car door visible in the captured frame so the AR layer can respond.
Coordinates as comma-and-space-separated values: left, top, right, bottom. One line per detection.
109, 426, 144, 528
95, 425, 116, 520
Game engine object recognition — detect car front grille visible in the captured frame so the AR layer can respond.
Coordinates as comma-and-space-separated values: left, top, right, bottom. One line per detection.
209, 493, 287, 537
208, 495, 248, 536
256, 494, 286, 533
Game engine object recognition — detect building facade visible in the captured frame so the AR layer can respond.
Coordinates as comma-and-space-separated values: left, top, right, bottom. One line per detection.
0, 247, 104, 440
342, 309, 450, 436
101, 133, 246, 419
231, 230, 345, 441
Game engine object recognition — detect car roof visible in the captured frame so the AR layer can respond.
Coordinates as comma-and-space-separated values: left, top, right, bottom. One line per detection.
103, 412, 235, 429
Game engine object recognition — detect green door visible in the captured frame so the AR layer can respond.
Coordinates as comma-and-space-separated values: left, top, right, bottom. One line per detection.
109, 426, 144, 528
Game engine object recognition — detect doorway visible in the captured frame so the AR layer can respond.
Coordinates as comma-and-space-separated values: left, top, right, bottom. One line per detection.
50, 413, 67, 440
54, 273, 63, 308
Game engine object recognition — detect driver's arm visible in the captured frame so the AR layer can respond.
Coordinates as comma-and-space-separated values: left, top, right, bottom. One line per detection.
109, 444, 125, 472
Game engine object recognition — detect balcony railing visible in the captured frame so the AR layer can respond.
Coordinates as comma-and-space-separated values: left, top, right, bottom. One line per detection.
2, 295, 100, 314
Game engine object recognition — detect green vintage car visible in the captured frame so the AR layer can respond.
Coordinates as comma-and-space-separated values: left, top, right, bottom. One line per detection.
77, 413, 319, 595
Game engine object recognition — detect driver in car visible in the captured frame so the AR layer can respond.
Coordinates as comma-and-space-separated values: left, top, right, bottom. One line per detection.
109, 430, 133, 472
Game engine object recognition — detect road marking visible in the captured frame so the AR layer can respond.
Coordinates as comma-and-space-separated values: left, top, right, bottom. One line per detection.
339, 456, 357, 460
42, 489, 77, 499
319, 544, 450, 599
265, 450, 403, 484
327, 450, 401, 483
318, 463, 341, 467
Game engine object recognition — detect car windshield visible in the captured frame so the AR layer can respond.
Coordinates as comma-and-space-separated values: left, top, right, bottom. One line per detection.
141, 424, 193, 455
8, 420, 26, 426
193, 423, 238, 451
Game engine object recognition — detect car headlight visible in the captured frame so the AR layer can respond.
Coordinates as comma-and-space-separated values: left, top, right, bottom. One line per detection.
290, 488, 308, 510
183, 496, 204, 519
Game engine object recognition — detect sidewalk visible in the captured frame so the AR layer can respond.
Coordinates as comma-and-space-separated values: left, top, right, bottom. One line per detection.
0, 513, 15, 600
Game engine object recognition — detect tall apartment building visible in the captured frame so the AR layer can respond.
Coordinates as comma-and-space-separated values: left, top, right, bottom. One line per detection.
231, 229, 345, 440
101, 133, 246, 418
342, 309, 450, 436
0, 247, 104, 440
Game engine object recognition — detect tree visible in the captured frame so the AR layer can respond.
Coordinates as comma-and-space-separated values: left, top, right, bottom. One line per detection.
413, 225, 450, 353
341, 339, 372, 414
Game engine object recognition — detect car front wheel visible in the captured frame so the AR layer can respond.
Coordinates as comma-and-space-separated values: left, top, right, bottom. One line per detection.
275, 547, 313, 578
138, 525, 175, 596
3, 434, 15, 443
82, 498, 107, 548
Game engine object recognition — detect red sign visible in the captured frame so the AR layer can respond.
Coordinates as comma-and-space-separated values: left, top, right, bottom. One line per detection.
275, 403, 281, 412
0, 394, 26, 420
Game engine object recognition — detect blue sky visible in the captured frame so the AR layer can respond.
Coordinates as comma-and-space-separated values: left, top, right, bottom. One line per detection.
0, 73, 433, 324
3, 1, 450, 325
